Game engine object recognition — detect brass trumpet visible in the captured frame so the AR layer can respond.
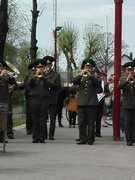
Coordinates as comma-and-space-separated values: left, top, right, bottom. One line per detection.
44, 67, 50, 74
128, 74, 135, 83
82, 70, 88, 77
35, 69, 43, 77
129, 77, 134, 83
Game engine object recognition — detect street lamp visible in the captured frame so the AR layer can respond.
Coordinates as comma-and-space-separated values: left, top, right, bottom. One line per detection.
54, 26, 62, 72
52, 0, 62, 72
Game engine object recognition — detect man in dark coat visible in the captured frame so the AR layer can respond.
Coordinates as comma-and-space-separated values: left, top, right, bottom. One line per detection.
43, 56, 61, 140
56, 86, 69, 127
73, 58, 102, 145
117, 61, 135, 146
95, 72, 110, 137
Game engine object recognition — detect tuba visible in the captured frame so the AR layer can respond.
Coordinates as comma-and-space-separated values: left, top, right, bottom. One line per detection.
5, 61, 20, 93
6, 61, 20, 78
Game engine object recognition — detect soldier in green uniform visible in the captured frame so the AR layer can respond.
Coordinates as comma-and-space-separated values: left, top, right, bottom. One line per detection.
26, 59, 52, 143
117, 61, 135, 146
0, 59, 16, 143
73, 59, 102, 145
19, 62, 36, 135
43, 56, 61, 140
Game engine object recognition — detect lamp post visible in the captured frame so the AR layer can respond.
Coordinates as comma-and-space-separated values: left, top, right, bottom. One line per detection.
52, 0, 62, 72
54, 26, 62, 72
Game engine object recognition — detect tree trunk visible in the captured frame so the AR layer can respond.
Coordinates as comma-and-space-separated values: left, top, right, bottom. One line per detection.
67, 60, 73, 84
30, 0, 39, 62
0, 0, 8, 59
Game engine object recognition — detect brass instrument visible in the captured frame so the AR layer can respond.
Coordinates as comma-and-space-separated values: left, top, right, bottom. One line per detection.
5, 61, 20, 78
82, 70, 88, 77
35, 69, 43, 77
35, 72, 42, 77
44, 67, 50, 74
129, 77, 134, 83
8, 84, 15, 93
4, 61, 20, 93
6, 70, 16, 77
128, 74, 135, 83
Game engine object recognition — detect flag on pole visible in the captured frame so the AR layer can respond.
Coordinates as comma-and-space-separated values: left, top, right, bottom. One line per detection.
57, 29, 65, 38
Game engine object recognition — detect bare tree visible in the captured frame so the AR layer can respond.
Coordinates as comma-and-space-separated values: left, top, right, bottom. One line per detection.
30, 0, 39, 62
83, 24, 104, 59
58, 22, 79, 82
7, 0, 30, 47
83, 24, 129, 73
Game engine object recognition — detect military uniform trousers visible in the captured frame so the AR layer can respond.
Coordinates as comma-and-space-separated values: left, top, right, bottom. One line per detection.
7, 103, 14, 136
78, 106, 97, 143
48, 103, 57, 139
122, 108, 135, 143
29, 97, 49, 141
0, 113, 7, 142
25, 97, 32, 134
56, 103, 63, 125
95, 98, 104, 135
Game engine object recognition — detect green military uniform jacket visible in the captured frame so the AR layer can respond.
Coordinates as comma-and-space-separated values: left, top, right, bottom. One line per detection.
73, 74, 102, 106
117, 75, 135, 109
44, 70, 61, 104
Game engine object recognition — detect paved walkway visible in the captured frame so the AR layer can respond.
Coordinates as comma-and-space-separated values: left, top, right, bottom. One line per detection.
0, 107, 135, 180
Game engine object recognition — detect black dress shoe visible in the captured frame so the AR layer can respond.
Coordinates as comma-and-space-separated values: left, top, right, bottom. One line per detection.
59, 124, 64, 127
127, 142, 132, 146
0, 139, 8, 143
88, 141, 94, 145
77, 141, 86, 145
26, 131, 32, 135
39, 140, 45, 143
7, 134, 14, 139
32, 140, 39, 143
76, 138, 80, 141
49, 137, 55, 140
95, 133, 102, 137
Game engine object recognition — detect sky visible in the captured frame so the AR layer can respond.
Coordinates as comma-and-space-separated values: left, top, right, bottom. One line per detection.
17, 0, 135, 64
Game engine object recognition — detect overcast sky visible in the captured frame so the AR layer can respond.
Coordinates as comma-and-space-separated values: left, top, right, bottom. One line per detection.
17, 0, 135, 60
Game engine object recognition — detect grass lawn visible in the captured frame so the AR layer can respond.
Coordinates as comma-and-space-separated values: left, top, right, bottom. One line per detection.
13, 117, 26, 127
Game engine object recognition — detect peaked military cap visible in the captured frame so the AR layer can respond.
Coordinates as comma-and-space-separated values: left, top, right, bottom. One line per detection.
34, 59, 46, 67
0, 58, 7, 67
123, 61, 135, 69
81, 58, 96, 69
42, 56, 55, 64
28, 62, 36, 71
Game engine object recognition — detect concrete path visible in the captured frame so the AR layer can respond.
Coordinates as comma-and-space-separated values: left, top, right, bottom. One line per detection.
0, 107, 135, 180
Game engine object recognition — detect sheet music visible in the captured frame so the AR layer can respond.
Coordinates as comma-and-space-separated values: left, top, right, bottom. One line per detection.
97, 80, 105, 102
97, 93, 105, 102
